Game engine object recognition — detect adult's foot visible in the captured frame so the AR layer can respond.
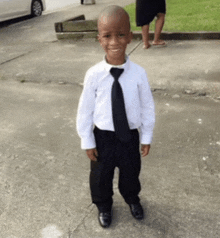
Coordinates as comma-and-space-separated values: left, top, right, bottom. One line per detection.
152, 40, 166, 46
143, 43, 151, 49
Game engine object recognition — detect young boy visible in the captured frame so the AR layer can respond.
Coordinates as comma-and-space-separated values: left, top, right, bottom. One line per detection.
76, 5, 155, 228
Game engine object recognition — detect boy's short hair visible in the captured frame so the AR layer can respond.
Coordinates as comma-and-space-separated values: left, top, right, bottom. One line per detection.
98, 5, 130, 30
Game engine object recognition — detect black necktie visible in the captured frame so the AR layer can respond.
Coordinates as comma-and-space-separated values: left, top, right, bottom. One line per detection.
110, 67, 132, 143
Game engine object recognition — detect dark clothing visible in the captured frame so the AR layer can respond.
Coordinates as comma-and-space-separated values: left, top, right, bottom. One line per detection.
90, 127, 141, 212
110, 68, 132, 143
136, 0, 166, 26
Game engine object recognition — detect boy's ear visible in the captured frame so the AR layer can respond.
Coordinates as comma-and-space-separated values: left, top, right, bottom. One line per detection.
97, 34, 101, 44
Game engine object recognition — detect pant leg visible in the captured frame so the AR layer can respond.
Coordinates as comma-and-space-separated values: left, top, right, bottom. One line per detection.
90, 127, 117, 212
117, 129, 141, 204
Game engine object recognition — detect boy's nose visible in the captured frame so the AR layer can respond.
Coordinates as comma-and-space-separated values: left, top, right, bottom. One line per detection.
110, 35, 119, 45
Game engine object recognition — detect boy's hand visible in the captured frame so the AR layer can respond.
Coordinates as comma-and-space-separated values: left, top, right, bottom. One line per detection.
141, 144, 151, 157
86, 148, 98, 161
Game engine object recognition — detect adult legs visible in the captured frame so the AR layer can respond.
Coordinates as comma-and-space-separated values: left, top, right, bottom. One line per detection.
142, 13, 166, 49
153, 13, 166, 45
141, 24, 151, 49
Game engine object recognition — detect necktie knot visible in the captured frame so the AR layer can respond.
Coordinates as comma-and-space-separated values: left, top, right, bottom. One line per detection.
110, 68, 124, 81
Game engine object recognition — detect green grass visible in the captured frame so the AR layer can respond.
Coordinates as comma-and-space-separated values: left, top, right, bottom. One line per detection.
124, 0, 220, 32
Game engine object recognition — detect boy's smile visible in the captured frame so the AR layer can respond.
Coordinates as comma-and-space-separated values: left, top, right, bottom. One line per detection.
98, 11, 132, 65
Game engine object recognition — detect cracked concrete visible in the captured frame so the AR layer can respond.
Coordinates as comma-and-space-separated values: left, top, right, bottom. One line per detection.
1, 39, 220, 99
0, 80, 219, 237
0, 0, 220, 237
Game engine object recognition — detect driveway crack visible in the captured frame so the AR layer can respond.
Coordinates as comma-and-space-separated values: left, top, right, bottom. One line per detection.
128, 40, 142, 56
0, 50, 34, 66
69, 203, 94, 236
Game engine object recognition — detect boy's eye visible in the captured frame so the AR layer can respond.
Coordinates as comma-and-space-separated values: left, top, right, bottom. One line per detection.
119, 34, 125, 37
104, 34, 110, 38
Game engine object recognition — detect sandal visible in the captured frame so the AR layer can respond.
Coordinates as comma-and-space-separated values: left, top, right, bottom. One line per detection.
152, 40, 166, 46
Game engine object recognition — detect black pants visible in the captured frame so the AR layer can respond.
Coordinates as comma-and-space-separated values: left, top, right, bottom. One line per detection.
90, 127, 141, 212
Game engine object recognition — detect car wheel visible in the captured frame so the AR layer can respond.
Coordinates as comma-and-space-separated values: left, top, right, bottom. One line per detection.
31, 0, 43, 17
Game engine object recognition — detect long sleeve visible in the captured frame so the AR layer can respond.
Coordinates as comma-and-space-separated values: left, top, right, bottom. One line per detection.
76, 70, 97, 150
138, 70, 155, 145
76, 58, 155, 149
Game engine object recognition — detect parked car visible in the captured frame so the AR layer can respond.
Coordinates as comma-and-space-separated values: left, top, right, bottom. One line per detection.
0, 0, 46, 22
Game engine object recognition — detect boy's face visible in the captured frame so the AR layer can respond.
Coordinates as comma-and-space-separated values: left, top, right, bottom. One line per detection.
98, 13, 132, 65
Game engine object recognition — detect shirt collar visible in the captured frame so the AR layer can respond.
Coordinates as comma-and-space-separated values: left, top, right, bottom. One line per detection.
102, 55, 130, 73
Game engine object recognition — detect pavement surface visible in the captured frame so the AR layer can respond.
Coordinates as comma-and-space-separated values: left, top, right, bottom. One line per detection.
0, 0, 220, 237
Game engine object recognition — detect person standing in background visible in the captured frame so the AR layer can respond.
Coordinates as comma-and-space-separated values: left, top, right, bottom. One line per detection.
136, 0, 166, 49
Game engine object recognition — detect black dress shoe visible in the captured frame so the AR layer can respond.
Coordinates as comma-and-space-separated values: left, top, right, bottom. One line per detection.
98, 211, 112, 228
129, 203, 144, 220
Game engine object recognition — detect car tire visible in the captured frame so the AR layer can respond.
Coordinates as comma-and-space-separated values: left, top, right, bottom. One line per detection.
31, 0, 43, 17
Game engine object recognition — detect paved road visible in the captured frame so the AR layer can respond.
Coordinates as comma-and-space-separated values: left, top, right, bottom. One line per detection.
45, 0, 79, 13
0, 0, 220, 237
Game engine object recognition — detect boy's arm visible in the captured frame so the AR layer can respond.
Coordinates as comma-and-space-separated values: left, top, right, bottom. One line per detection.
138, 70, 155, 146
76, 70, 97, 150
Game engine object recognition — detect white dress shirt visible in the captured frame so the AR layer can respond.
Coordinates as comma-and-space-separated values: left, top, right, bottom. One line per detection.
76, 56, 155, 150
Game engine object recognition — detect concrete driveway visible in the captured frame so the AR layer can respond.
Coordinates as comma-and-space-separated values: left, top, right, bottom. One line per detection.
0, 0, 220, 237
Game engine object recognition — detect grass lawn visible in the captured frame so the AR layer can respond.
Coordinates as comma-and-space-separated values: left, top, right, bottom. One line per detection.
124, 0, 220, 32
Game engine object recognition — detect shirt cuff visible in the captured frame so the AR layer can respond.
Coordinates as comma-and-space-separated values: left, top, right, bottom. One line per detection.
81, 134, 96, 150
140, 132, 153, 145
